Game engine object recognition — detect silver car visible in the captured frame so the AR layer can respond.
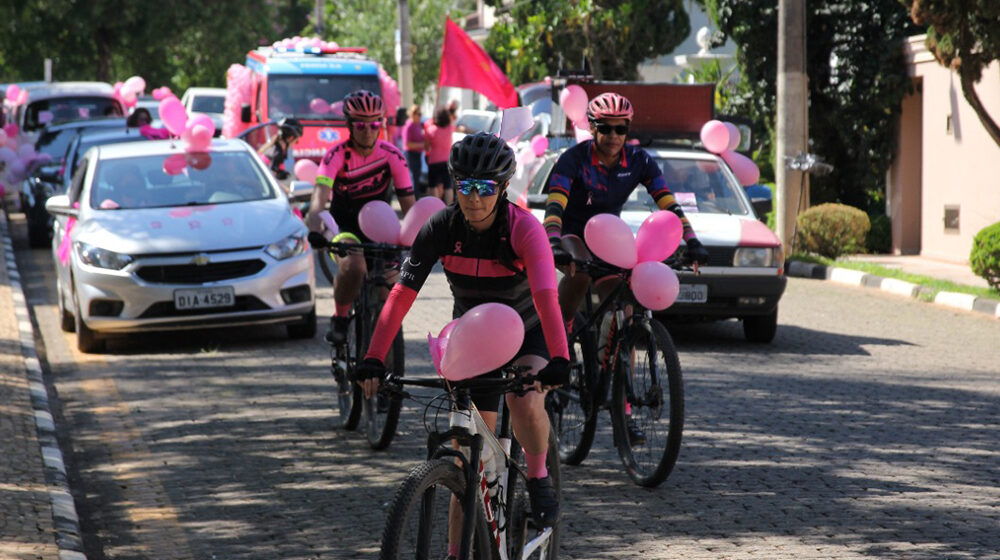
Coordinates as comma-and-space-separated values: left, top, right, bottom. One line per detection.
45, 138, 316, 352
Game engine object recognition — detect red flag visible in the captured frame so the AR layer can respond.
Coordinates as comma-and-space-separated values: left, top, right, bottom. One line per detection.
438, 16, 518, 109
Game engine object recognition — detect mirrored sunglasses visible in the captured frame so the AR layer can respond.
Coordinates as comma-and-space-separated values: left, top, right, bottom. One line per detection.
456, 178, 499, 197
351, 121, 382, 131
595, 123, 629, 136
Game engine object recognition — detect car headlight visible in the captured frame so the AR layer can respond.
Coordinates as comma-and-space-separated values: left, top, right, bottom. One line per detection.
75, 242, 133, 270
733, 247, 780, 267
265, 233, 308, 260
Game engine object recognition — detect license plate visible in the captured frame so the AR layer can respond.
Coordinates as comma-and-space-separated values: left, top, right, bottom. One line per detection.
174, 287, 235, 310
676, 284, 708, 303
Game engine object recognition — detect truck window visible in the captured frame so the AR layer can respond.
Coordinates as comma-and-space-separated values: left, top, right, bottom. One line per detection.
267, 74, 381, 120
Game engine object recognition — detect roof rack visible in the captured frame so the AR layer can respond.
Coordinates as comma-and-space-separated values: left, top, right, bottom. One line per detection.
257, 45, 368, 56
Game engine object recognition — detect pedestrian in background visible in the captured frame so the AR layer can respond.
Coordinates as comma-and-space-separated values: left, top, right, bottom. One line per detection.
424, 107, 455, 204
402, 105, 425, 196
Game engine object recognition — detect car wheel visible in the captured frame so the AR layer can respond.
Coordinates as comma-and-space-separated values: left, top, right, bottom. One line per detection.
743, 308, 778, 344
73, 288, 105, 353
287, 307, 317, 339
57, 275, 75, 333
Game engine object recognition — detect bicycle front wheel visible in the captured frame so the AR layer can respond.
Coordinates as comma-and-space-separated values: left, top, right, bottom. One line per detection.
364, 328, 405, 450
546, 312, 598, 466
333, 313, 363, 430
380, 459, 493, 560
611, 317, 684, 488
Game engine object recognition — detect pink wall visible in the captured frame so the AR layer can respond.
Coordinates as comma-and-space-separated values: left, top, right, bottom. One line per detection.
898, 35, 1000, 264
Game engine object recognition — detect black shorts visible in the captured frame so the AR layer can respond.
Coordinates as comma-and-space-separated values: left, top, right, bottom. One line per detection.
467, 322, 549, 414
427, 162, 452, 190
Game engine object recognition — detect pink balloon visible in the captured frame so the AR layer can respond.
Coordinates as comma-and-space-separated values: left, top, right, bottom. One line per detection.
186, 124, 212, 151
317, 210, 339, 238
630, 261, 680, 311
187, 114, 216, 136
358, 200, 400, 244
636, 211, 683, 263
15, 90, 28, 106
441, 303, 525, 381
124, 76, 146, 96
163, 154, 187, 175
4, 123, 19, 138
530, 134, 549, 157
720, 150, 760, 187
584, 214, 637, 269
152, 86, 173, 100
328, 101, 344, 118
293, 159, 318, 183
724, 122, 741, 151
158, 97, 188, 137
427, 318, 459, 377
309, 97, 329, 114
700, 120, 730, 154
5, 84, 20, 102
559, 85, 589, 124
398, 196, 445, 246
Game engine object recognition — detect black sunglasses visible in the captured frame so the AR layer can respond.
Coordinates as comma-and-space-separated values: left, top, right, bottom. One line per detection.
595, 123, 629, 136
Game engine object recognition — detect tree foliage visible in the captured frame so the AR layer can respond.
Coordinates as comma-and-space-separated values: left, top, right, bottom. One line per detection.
484, 0, 690, 84
309, 0, 476, 104
900, 0, 1000, 146
699, 1, 919, 213
0, 1, 306, 91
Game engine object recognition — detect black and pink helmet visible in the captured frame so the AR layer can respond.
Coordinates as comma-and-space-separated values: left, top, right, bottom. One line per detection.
342, 89, 384, 120
586, 92, 634, 122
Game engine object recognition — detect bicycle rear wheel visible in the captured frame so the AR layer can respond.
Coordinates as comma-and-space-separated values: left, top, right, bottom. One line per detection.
316, 248, 336, 285
507, 427, 561, 559
380, 459, 493, 560
332, 313, 363, 430
546, 312, 598, 466
364, 329, 405, 450
611, 317, 684, 488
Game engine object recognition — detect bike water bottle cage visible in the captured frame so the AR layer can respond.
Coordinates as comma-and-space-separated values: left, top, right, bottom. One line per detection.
455, 178, 499, 197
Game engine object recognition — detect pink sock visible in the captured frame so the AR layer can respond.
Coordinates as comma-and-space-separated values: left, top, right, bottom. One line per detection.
524, 450, 548, 480
448, 543, 460, 557
564, 316, 574, 333
625, 402, 632, 415
334, 302, 352, 317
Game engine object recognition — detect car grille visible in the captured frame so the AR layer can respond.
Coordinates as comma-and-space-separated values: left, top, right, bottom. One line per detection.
136, 260, 266, 284
138, 296, 270, 318
671, 246, 735, 267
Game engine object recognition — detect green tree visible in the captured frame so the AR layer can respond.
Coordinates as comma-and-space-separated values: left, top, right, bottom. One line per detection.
484, 0, 690, 84
699, 1, 918, 212
900, 0, 1000, 146
309, 0, 475, 104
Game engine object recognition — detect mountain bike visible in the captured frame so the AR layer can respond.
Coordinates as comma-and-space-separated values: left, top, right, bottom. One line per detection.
545, 258, 685, 487
379, 368, 561, 560
315, 236, 407, 450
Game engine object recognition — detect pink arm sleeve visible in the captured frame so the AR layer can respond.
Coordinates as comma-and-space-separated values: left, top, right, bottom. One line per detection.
365, 284, 419, 363
510, 208, 569, 360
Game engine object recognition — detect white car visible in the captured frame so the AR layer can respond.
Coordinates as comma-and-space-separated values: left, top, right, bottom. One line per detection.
526, 144, 786, 342
3, 81, 126, 144
45, 138, 316, 352
180, 87, 226, 135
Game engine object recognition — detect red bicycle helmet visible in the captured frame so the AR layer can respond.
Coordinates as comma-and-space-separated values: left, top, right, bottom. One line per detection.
586, 92, 634, 122
342, 89, 384, 120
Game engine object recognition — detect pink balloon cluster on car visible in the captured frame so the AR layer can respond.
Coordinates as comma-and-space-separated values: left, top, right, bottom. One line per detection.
4, 84, 29, 106
583, 212, 684, 311
699, 119, 760, 187
223, 63, 253, 138
112, 76, 146, 109
158, 96, 216, 151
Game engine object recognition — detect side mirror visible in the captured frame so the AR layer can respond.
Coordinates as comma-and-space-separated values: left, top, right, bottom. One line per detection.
241, 104, 252, 123
526, 194, 548, 210
45, 194, 77, 217
395, 107, 407, 127
287, 180, 314, 202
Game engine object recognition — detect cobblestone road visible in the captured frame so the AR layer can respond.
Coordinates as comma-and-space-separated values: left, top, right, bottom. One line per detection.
15, 240, 1000, 560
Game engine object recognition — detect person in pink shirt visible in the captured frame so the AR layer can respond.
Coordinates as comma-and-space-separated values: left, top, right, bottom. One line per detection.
401, 105, 425, 196
306, 90, 416, 345
127, 108, 171, 140
423, 107, 455, 203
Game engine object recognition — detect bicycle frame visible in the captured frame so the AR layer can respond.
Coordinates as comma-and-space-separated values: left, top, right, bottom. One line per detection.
391, 375, 555, 560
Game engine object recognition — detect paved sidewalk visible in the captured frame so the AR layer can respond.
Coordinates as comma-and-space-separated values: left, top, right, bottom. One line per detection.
787, 254, 1000, 319
1, 210, 83, 560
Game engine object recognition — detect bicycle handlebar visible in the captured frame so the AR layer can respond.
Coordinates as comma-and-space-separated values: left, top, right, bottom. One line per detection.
379, 365, 536, 400
307, 231, 408, 258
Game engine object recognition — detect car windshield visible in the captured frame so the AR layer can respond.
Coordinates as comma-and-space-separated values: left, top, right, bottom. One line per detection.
191, 95, 225, 114
90, 151, 274, 210
652, 157, 751, 216
267, 74, 381, 120
455, 112, 499, 134
23, 97, 123, 131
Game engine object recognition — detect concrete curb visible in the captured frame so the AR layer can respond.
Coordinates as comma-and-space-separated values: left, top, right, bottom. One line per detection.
1, 211, 89, 560
786, 260, 1000, 320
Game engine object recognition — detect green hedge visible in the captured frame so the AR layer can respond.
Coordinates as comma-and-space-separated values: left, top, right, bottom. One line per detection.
796, 203, 870, 259
970, 221, 1000, 293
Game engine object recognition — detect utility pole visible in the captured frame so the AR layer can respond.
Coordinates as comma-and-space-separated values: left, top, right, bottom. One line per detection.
315, 0, 324, 36
397, 0, 415, 108
775, 0, 809, 256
